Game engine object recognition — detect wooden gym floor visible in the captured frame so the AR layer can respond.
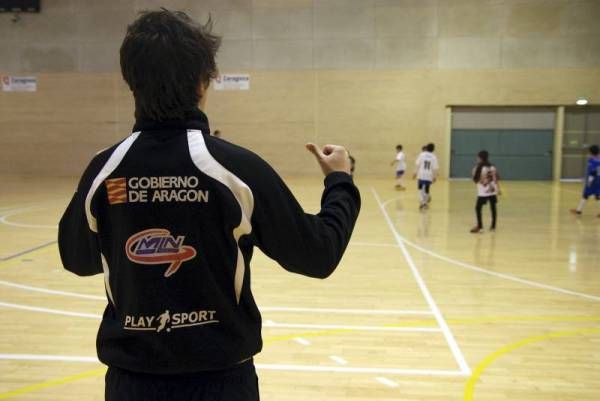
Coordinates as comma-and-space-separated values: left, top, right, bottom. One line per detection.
0, 174, 599, 401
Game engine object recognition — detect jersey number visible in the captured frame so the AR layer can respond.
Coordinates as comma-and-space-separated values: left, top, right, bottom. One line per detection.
424, 161, 431, 170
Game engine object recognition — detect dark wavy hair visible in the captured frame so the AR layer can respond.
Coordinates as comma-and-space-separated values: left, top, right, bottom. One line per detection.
473, 150, 491, 183
120, 9, 221, 121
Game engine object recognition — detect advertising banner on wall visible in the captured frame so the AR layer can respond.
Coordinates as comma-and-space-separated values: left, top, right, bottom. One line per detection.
213, 74, 250, 91
1, 76, 37, 92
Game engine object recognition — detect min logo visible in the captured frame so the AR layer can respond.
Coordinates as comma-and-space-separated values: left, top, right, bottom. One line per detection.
125, 228, 197, 277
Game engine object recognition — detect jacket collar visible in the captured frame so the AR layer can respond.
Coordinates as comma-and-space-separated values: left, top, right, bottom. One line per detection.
132, 109, 211, 134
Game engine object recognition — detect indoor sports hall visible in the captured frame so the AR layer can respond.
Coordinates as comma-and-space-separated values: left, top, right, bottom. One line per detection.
1, 1, 599, 401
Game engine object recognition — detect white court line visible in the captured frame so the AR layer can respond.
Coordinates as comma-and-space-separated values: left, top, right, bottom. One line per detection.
0, 281, 438, 316
372, 188, 471, 376
0, 206, 58, 229
399, 236, 600, 302
379, 196, 600, 303
264, 321, 441, 333
0, 301, 102, 319
260, 306, 433, 316
294, 337, 311, 346
350, 241, 398, 248
375, 377, 399, 387
329, 355, 348, 365
0, 280, 105, 300
0, 300, 437, 332
0, 354, 468, 376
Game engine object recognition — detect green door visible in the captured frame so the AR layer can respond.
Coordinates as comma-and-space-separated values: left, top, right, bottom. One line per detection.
450, 129, 554, 180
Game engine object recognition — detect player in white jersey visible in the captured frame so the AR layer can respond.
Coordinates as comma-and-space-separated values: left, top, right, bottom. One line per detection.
470, 150, 500, 233
413, 143, 439, 209
390, 144, 406, 190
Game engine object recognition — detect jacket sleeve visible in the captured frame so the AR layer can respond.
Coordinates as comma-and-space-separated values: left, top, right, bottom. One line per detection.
249, 162, 361, 279
58, 155, 106, 276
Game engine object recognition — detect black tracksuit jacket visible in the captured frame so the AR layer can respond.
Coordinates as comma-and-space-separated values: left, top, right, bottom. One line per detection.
58, 109, 361, 375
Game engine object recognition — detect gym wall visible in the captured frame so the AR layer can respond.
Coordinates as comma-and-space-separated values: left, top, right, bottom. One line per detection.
1, 0, 599, 177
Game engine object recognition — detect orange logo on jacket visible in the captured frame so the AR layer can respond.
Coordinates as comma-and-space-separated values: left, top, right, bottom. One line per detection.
105, 178, 127, 205
125, 228, 197, 277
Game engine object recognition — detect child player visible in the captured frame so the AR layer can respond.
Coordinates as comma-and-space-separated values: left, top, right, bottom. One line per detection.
390, 144, 406, 190
570, 145, 600, 216
470, 150, 500, 233
414, 143, 439, 210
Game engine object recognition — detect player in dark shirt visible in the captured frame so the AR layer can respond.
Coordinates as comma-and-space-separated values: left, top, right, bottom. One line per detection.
58, 9, 360, 401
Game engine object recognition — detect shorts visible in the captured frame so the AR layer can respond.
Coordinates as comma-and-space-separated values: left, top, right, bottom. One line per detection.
105, 360, 259, 401
418, 180, 432, 193
395, 170, 405, 178
583, 183, 600, 199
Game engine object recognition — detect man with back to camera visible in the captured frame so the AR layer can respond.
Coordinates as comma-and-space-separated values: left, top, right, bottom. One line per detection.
57, 9, 360, 401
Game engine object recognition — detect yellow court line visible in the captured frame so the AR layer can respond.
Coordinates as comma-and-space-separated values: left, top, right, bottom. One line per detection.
261, 316, 600, 349
265, 315, 600, 345
464, 327, 600, 401
0, 368, 106, 400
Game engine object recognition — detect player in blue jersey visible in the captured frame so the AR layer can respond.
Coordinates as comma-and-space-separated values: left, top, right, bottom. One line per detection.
570, 145, 600, 216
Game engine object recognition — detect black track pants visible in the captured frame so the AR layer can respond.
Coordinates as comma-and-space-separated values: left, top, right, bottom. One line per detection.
475, 195, 497, 229
106, 360, 259, 401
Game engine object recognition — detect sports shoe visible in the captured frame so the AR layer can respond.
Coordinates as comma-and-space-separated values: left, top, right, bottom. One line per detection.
489, 227, 496, 232
470, 226, 483, 233
570, 209, 582, 215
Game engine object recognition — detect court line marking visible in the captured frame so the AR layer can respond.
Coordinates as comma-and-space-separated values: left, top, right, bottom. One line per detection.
375, 376, 399, 388
260, 314, 600, 348
0, 281, 437, 317
2, 315, 598, 399
2, 296, 595, 332
0, 300, 439, 332
0, 206, 58, 229
0, 240, 57, 262
294, 337, 311, 346
0, 367, 107, 400
372, 188, 471, 376
0, 191, 592, 398
0, 354, 466, 377
379, 195, 600, 302
350, 241, 398, 248
464, 327, 600, 401
0, 280, 106, 300
0, 244, 56, 270
329, 355, 348, 365
260, 306, 433, 316
264, 321, 440, 332
0, 301, 103, 319
0, 282, 435, 315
